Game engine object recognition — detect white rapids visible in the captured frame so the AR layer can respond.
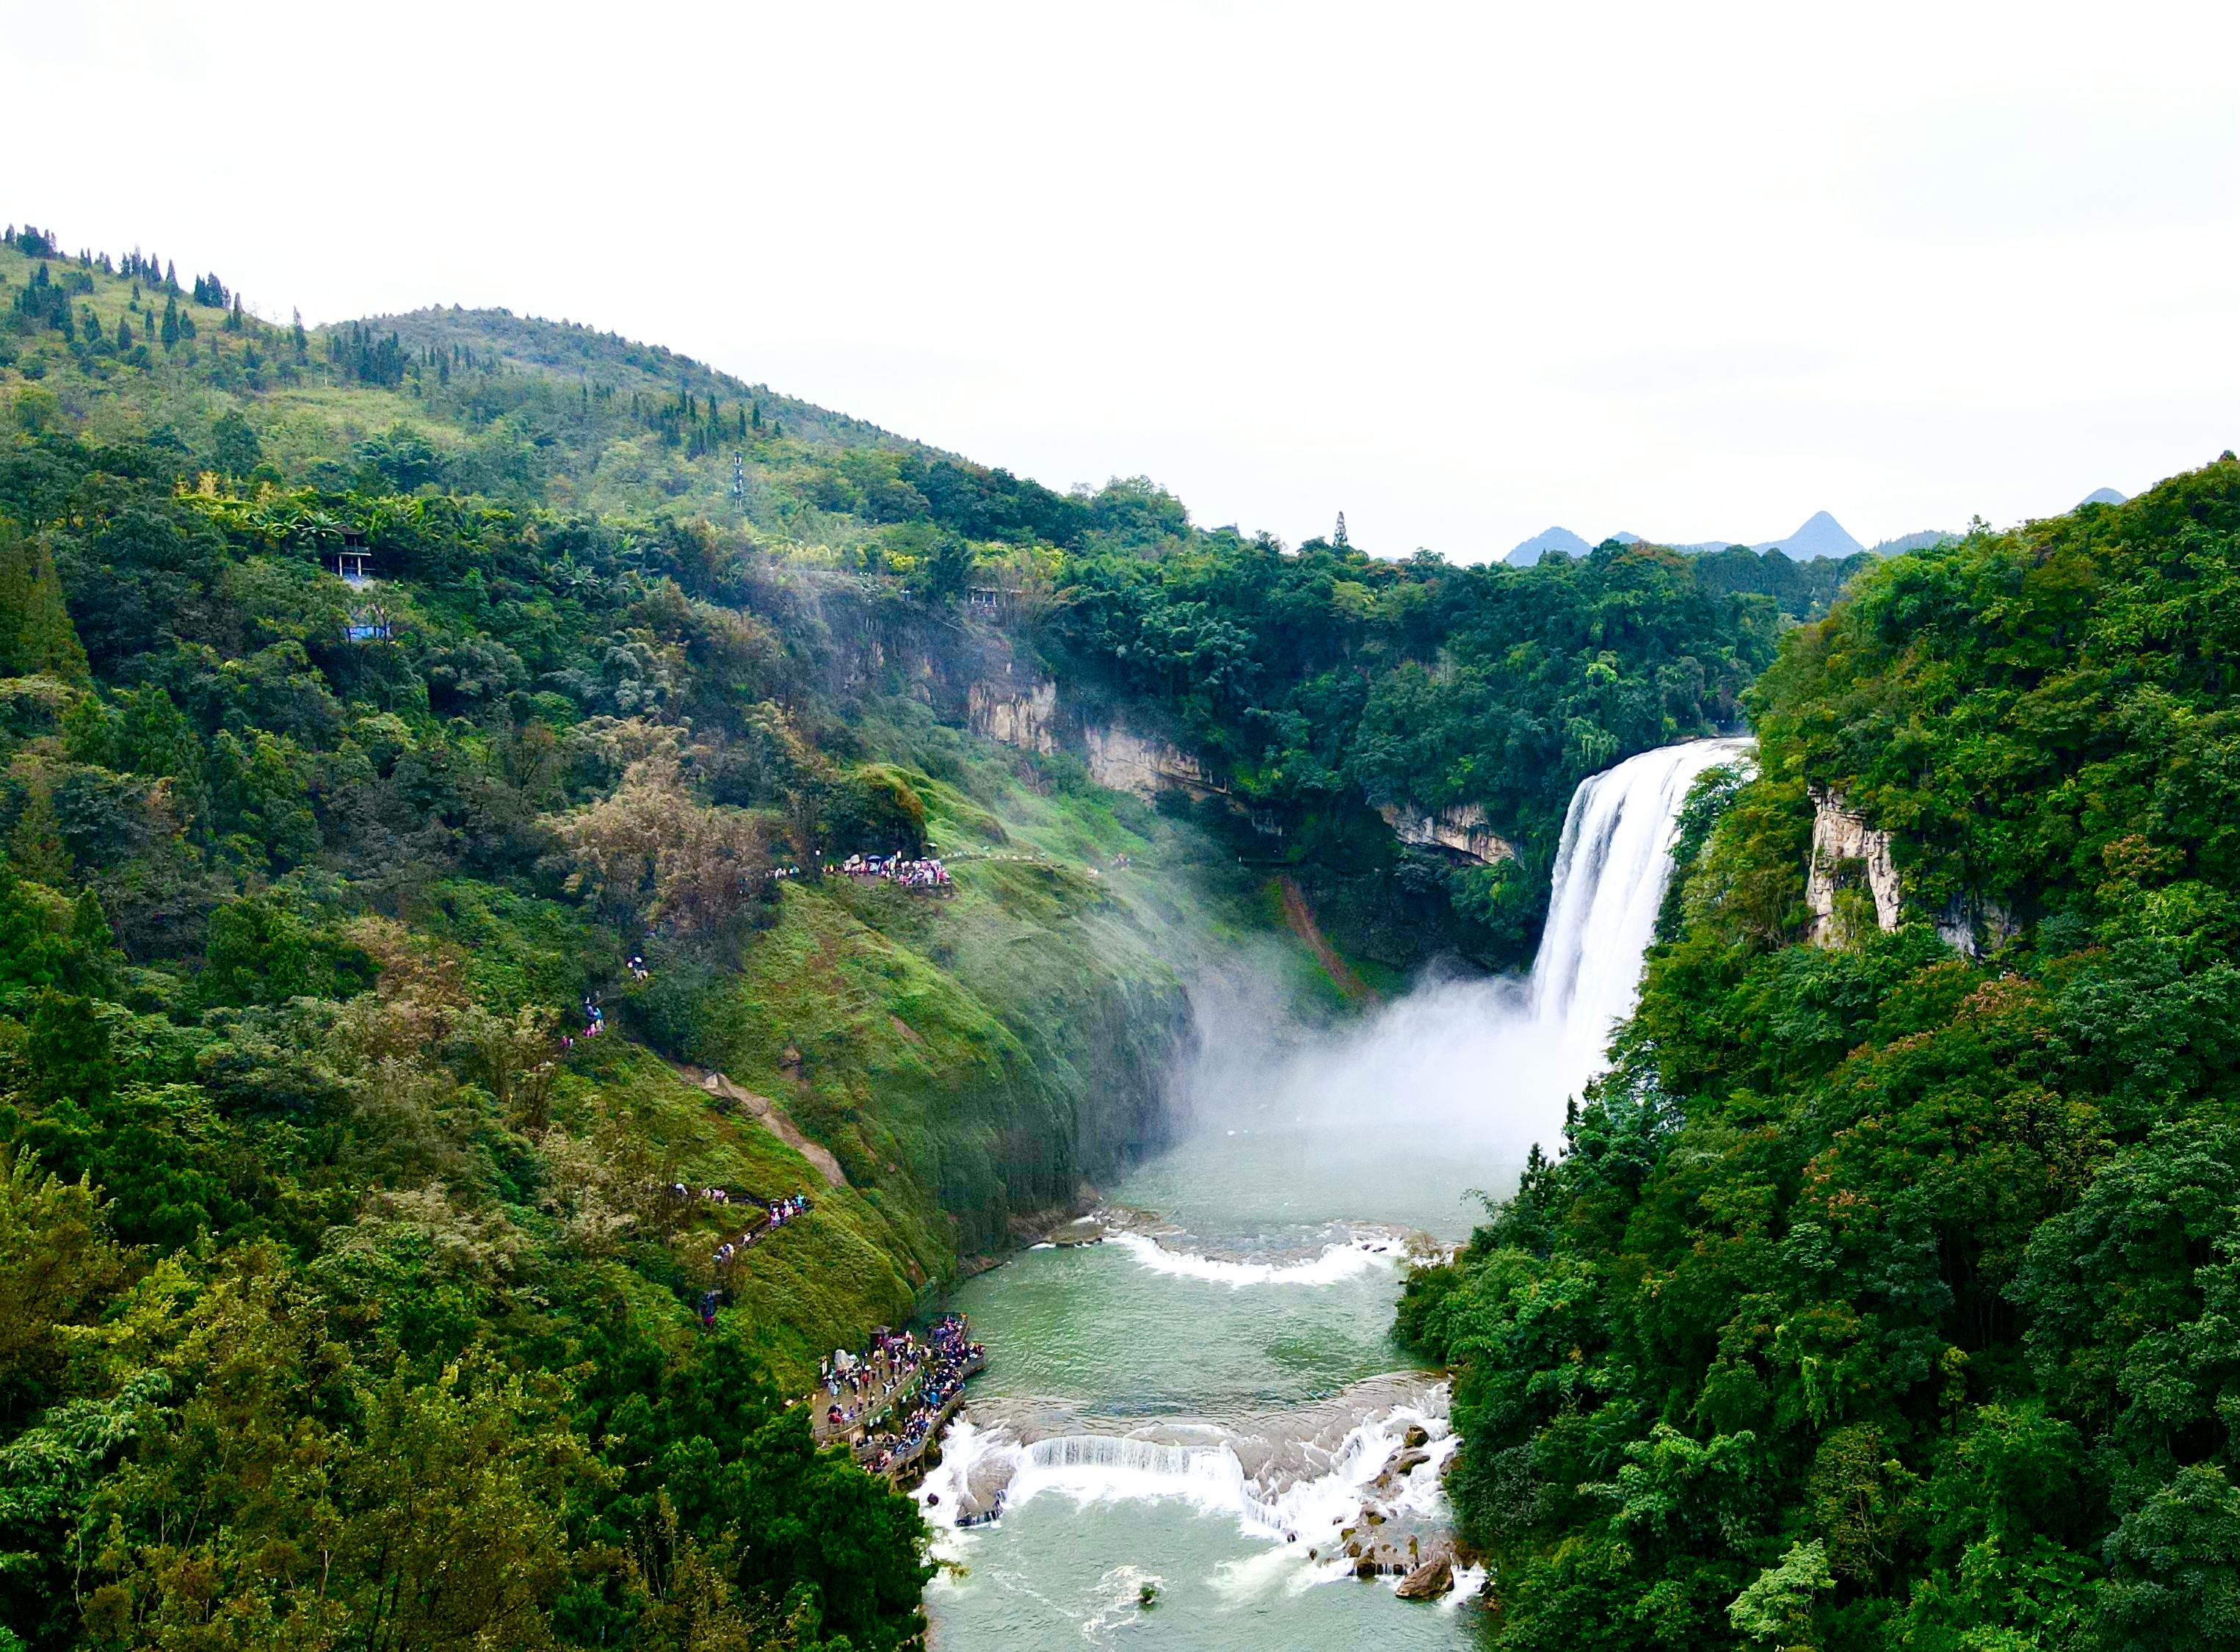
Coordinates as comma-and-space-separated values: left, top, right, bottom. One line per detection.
917, 1379, 1455, 1540
1106, 1231, 1405, 1288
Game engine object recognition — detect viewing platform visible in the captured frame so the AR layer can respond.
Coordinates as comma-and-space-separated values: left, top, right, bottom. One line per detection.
807, 1318, 985, 1483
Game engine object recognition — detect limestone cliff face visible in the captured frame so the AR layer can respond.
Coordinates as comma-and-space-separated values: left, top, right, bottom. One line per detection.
1805, 786, 1903, 943
966, 677, 1058, 756
1377, 801, 1518, 866
965, 676, 1232, 808
1081, 725, 1228, 802
1937, 894, 2020, 959
1805, 786, 2023, 955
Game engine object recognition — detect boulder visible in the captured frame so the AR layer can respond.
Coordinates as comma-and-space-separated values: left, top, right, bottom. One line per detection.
1404, 1424, 1430, 1450
1396, 1554, 1454, 1600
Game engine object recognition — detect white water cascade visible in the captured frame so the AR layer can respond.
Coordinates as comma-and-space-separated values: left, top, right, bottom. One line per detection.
919, 1390, 1456, 1538
1160, 735, 1756, 1192
1526, 736, 1754, 1086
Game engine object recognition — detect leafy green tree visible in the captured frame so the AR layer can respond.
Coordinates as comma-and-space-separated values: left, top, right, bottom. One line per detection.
192, 896, 375, 1007
1728, 1539, 1834, 1645
25, 991, 115, 1106
352, 423, 446, 490
7, 783, 70, 885
2098, 1466, 2240, 1651
209, 409, 261, 475
0, 1148, 128, 1428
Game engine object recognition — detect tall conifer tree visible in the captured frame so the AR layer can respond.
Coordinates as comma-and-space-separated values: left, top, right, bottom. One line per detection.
0, 521, 90, 680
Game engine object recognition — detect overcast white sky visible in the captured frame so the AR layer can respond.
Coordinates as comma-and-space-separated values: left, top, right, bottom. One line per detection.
8, 0, 2238, 557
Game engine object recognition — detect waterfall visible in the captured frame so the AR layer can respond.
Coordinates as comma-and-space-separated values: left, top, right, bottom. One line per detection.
985, 1431, 1282, 1529
918, 1402, 1455, 1538
1105, 1231, 1400, 1287
1117, 736, 1759, 1236
1527, 737, 1753, 1082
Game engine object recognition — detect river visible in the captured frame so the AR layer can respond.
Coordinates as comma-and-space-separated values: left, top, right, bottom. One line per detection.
916, 739, 1750, 1648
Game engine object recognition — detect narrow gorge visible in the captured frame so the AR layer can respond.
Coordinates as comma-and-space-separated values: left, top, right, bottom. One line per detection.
912, 738, 1747, 1648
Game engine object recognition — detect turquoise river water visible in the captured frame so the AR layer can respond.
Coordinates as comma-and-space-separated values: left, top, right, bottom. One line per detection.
918, 1117, 1499, 1649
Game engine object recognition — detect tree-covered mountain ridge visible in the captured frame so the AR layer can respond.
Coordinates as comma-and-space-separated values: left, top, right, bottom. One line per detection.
1, 222, 1874, 978
1400, 453, 2240, 1651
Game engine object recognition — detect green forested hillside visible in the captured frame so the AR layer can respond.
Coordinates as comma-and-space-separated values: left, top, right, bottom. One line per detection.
0, 227, 1265, 1652
1, 225, 1858, 974
1400, 457, 2240, 1650
1044, 530, 1785, 965
0, 218, 1881, 1651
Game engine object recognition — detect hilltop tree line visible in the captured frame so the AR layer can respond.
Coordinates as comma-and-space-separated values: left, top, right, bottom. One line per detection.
0, 226, 1877, 976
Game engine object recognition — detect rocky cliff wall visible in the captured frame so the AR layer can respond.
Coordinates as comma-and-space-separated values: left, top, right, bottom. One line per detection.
965, 675, 1059, 755
1935, 893, 2020, 959
1377, 801, 1519, 865
1081, 724, 1228, 802
1805, 786, 2025, 956
1805, 786, 1903, 943
966, 675, 1231, 803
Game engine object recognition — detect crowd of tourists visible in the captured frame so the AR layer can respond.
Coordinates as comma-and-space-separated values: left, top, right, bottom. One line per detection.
711, 1192, 811, 1267
684, 1190, 810, 1332
562, 993, 608, 1051
816, 1314, 985, 1474
840, 852, 953, 892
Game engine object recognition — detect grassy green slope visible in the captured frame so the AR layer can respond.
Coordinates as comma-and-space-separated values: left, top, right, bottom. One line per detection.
553, 1040, 922, 1387
628, 706, 1254, 1267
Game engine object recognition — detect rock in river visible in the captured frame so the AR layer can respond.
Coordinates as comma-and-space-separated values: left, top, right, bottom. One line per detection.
1396, 1553, 1454, 1600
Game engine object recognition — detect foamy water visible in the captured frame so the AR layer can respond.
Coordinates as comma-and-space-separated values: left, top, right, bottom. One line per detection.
918, 1391, 1453, 1540
1107, 1231, 1402, 1287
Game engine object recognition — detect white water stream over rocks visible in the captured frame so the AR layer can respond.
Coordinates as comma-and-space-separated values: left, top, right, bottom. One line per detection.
918, 739, 1748, 1648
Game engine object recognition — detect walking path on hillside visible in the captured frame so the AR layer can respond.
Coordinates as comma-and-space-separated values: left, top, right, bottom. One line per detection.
670, 1060, 849, 1189
1277, 874, 1382, 1005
